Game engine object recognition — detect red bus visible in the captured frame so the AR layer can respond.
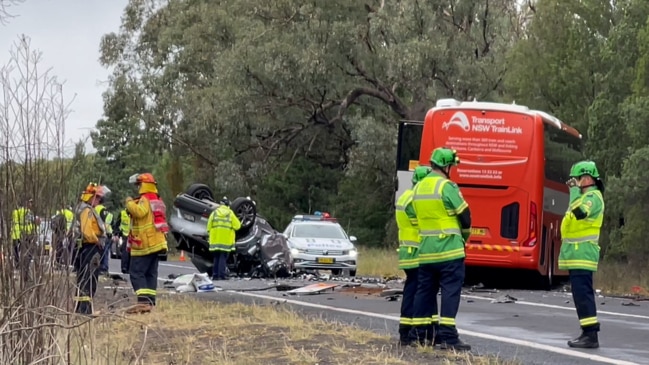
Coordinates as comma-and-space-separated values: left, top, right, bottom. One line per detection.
395, 98, 584, 288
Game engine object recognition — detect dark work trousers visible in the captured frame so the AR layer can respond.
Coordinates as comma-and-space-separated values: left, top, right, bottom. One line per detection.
74, 244, 101, 315
13, 237, 35, 282
130, 253, 159, 305
99, 235, 112, 273
408, 263, 440, 344
409, 258, 464, 344
399, 268, 420, 341
569, 269, 600, 332
120, 237, 131, 274
212, 251, 228, 280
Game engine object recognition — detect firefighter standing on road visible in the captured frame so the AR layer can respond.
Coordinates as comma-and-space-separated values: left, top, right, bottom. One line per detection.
408, 147, 472, 351
559, 160, 605, 349
74, 183, 109, 315
206, 197, 241, 280
395, 165, 431, 345
125, 173, 169, 314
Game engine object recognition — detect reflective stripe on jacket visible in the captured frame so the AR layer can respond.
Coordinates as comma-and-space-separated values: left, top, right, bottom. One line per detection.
119, 209, 131, 236
207, 206, 241, 252
126, 195, 168, 256
95, 204, 114, 234
559, 188, 604, 271
412, 174, 465, 264
11, 207, 36, 240
395, 189, 419, 270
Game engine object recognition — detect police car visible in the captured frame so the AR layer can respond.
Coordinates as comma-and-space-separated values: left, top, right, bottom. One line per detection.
283, 212, 358, 276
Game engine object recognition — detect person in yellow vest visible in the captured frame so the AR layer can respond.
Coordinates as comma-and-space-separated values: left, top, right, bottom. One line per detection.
125, 173, 169, 314
56, 206, 74, 232
559, 161, 605, 349
95, 197, 114, 275
407, 148, 472, 351
395, 165, 431, 346
11, 198, 38, 271
206, 197, 241, 280
73, 183, 109, 315
113, 208, 132, 274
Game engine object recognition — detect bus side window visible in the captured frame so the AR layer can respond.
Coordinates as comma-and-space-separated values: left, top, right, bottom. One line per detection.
543, 123, 583, 183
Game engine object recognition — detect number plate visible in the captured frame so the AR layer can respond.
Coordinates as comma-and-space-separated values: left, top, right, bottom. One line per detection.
316, 257, 335, 264
471, 228, 486, 236
182, 214, 195, 222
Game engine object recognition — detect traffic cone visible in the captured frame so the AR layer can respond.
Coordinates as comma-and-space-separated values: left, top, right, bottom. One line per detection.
179, 251, 186, 262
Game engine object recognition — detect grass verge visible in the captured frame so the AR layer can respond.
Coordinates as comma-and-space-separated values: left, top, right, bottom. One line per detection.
66, 288, 510, 365
356, 246, 404, 279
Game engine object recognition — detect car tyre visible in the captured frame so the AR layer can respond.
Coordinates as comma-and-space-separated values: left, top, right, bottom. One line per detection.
186, 183, 215, 202
231, 197, 257, 231
349, 270, 356, 277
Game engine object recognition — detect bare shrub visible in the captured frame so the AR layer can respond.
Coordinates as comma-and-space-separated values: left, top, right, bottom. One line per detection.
0, 34, 92, 365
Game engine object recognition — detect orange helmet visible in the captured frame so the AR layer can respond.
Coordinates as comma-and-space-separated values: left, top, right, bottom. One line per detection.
130, 173, 157, 185
83, 183, 99, 195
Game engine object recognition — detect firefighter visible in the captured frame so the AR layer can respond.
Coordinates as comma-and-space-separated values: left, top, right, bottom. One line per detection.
112, 207, 132, 274
73, 183, 110, 315
95, 197, 114, 275
559, 160, 605, 349
408, 147, 472, 351
395, 165, 431, 345
206, 197, 241, 280
125, 173, 169, 314
11, 198, 37, 273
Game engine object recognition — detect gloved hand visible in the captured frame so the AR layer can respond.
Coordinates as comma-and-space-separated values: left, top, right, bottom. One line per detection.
568, 186, 582, 204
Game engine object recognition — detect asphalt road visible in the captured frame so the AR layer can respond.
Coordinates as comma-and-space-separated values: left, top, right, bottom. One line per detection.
109, 258, 649, 365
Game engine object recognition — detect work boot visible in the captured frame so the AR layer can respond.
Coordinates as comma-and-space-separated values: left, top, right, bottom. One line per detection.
439, 338, 472, 351
567, 331, 599, 349
125, 303, 153, 315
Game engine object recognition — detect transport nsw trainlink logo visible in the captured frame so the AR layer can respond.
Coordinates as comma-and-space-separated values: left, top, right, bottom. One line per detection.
441, 111, 522, 134
442, 111, 471, 131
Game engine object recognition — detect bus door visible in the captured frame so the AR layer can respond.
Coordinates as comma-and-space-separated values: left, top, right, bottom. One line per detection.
395, 121, 424, 205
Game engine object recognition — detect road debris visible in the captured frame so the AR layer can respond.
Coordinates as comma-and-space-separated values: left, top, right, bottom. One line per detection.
285, 283, 338, 295
621, 302, 640, 307
491, 294, 518, 304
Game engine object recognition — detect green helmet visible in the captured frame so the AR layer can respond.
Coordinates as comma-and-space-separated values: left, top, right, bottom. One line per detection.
412, 166, 432, 185
569, 160, 600, 179
430, 147, 460, 168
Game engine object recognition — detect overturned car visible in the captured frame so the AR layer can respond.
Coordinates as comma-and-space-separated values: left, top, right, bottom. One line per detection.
169, 184, 293, 278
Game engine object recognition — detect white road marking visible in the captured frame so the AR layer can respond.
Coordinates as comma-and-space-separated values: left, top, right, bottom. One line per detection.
462, 294, 649, 320
229, 291, 640, 365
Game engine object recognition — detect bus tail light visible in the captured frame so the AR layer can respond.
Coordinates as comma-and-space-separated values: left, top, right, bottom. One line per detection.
522, 202, 537, 247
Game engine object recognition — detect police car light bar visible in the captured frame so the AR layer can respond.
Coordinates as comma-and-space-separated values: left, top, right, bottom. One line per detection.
292, 213, 337, 222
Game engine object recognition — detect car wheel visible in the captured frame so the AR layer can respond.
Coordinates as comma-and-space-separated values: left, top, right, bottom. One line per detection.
231, 197, 257, 230
186, 183, 215, 202
349, 270, 357, 277
331, 269, 342, 276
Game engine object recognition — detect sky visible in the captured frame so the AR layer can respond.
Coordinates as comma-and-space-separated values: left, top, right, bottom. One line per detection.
0, 0, 129, 156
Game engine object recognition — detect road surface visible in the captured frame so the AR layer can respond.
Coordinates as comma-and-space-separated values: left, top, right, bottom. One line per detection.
109, 258, 649, 365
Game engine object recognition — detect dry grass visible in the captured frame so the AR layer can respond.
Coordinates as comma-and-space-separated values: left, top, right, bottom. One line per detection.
357, 247, 405, 279
594, 261, 649, 297
62, 287, 511, 365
